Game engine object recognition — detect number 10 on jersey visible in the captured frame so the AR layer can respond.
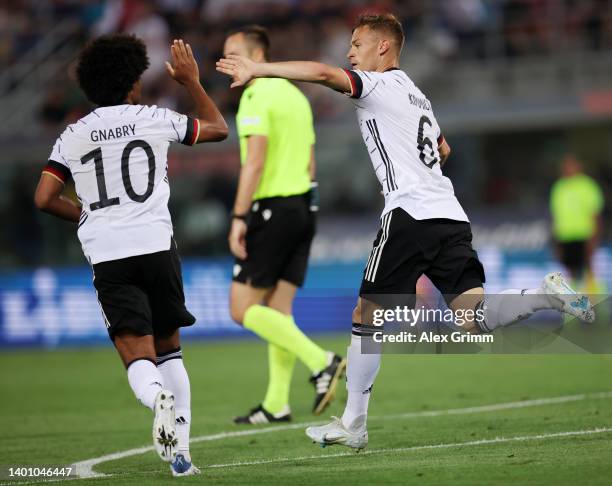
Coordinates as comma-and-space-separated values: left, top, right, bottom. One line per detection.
81, 140, 156, 211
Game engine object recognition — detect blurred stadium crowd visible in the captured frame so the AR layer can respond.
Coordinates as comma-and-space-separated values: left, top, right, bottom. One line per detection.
0, 0, 610, 267
3, 0, 612, 127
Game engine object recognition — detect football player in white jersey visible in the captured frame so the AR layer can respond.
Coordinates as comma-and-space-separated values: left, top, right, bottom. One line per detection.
217, 14, 594, 450
34, 34, 227, 475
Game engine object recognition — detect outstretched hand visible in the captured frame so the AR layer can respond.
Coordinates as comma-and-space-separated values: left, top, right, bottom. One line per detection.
166, 39, 199, 85
216, 55, 257, 88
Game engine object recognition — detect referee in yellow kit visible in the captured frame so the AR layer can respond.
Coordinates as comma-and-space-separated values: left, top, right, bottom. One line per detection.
223, 26, 346, 425
550, 154, 605, 293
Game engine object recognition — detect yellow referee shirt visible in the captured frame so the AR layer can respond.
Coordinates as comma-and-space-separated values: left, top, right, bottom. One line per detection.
550, 174, 604, 242
236, 78, 315, 200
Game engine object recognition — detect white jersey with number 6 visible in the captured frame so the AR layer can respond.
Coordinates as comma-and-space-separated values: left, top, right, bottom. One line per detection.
343, 68, 468, 223
43, 104, 200, 264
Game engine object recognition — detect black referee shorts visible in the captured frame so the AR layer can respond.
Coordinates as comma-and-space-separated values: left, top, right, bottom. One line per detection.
233, 192, 315, 288
359, 208, 485, 303
92, 239, 196, 341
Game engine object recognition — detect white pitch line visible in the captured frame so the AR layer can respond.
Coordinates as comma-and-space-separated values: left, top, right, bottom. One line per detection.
206, 426, 612, 469
382, 391, 612, 420
6, 427, 612, 486
70, 390, 612, 479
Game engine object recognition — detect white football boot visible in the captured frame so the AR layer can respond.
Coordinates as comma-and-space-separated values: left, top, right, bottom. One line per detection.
306, 415, 368, 451
153, 390, 178, 462
543, 272, 595, 323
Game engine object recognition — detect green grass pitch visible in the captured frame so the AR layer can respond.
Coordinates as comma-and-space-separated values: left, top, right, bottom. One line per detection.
1, 335, 612, 485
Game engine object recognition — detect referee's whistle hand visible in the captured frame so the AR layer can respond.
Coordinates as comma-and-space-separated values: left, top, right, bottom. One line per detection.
229, 219, 248, 260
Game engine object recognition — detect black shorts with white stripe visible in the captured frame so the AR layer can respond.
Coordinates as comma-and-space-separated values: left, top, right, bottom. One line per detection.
92, 239, 195, 341
359, 208, 485, 304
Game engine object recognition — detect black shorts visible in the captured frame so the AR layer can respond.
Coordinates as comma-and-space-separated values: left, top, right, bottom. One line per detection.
556, 240, 587, 273
233, 193, 315, 288
92, 239, 196, 341
359, 208, 485, 303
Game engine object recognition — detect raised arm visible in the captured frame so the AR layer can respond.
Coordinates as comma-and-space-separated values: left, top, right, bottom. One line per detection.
167, 39, 228, 142
216, 55, 351, 94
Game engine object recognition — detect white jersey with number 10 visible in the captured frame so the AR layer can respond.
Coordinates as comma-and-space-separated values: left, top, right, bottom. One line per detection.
43, 104, 199, 264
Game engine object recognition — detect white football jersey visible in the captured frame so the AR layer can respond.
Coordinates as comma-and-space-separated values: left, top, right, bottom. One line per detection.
43, 104, 200, 264
343, 68, 469, 222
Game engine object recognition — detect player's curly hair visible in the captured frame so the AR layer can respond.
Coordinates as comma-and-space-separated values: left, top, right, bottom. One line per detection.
76, 34, 150, 106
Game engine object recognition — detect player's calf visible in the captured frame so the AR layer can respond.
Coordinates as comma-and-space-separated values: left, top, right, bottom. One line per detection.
124, 358, 178, 462
156, 344, 194, 468
126, 358, 164, 409
460, 273, 595, 334
229, 282, 269, 325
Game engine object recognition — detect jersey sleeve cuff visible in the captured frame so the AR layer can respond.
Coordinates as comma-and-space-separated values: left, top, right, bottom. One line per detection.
42, 160, 71, 184
343, 69, 363, 99
181, 117, 200, 146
